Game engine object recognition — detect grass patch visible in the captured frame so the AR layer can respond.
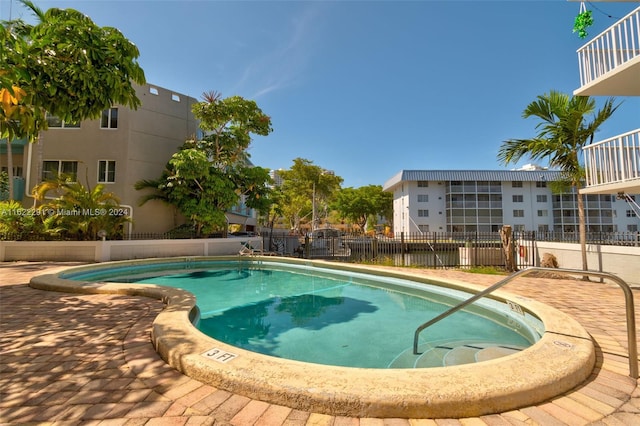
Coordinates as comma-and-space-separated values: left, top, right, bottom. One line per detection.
461, 266, 508, 275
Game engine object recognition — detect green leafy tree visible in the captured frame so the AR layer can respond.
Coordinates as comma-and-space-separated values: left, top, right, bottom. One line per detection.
1, 0, 145, 199
332, 185, 393, 232
33, 176, 130, 240
277, 158, 343, 232
261, 186, 286, 248
498, 90, 619, 273
136, 92, 273, 237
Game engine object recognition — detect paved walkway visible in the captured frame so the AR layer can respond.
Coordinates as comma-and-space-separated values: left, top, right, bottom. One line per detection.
1, 261, 639, 425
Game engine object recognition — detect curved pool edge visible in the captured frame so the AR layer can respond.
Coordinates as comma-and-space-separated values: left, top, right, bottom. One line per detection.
29, 256, 596, 418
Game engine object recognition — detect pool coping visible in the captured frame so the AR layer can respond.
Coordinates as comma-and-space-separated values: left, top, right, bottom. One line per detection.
29, 256, 596, 418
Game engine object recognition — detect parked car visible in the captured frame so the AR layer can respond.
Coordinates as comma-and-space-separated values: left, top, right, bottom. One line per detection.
309, 228, 341, 239
229, 231, 256, 237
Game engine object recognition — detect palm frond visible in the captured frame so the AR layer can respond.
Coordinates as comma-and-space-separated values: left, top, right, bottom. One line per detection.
19, 0, 46, 21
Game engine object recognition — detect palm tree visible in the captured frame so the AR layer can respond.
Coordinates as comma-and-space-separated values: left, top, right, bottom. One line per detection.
498, 90, 619, 273
33, 176, 129, 240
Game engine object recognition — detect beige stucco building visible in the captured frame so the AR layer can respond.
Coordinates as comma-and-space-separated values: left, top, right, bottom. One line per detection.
3, 83, 201, 234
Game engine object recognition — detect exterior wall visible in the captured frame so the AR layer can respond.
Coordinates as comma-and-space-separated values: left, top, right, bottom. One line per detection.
610, 195, 640, 232
528, 241, 640, 287
501, 181, 554, 232
410, 181, 447, 233
21, 84, 199, 234
391, 186, 408, 233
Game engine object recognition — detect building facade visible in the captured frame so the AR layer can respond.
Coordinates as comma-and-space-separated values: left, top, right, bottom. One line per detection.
383, 169, 639, 234
1, 83, 259, 235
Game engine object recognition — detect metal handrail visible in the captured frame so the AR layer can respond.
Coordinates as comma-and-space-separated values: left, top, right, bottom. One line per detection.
412, 267, 638, 379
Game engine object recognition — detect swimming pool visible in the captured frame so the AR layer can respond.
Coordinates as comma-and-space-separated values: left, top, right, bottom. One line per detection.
32, 256, 595, 418
63, 260, 541, 369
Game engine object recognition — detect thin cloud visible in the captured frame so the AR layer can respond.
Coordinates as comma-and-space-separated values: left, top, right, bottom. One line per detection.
232, 4, 325, 99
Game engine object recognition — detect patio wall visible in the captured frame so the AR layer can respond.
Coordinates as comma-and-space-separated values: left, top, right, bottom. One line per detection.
526, 241, 640, 286
0, 238, 264, 263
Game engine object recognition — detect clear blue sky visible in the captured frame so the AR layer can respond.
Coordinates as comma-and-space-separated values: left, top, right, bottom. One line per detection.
3, 0, 639, 188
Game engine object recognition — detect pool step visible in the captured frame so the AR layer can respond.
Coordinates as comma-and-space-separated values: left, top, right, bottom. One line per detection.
388, 340, 526, 369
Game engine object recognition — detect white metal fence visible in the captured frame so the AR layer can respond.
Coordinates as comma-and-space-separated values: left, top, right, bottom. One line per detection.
577, 6, 640, 86
583, 128, 640, 188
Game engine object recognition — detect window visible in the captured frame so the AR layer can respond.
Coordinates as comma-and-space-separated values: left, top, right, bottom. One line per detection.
1, 166, 23, 177
514, 224, 525, 231
417, 194, 428, 202
46, 115, 80, 128
101, 108, 118, 129
513, 209, 524, 218
536, 181, 547, 188
627, 210, 638, 217
418, 225, 429, 232
417, 181, 428, 188
42, 160, 78, 181
628, 224, 638, 232
537, 210, 548, 217
538, 224, 549, 232
512, 181, 523, 188
150, 87, 159, 95
98, 160, 116, 183
512, 195, 523, 203
417, 209, 429, 217
537, 194, 547, 203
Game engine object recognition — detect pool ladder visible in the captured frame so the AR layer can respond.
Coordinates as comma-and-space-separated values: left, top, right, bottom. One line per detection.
412, 267, 638, 379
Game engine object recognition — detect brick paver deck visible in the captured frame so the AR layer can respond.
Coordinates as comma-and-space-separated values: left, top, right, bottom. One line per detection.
1, 261, 638, 425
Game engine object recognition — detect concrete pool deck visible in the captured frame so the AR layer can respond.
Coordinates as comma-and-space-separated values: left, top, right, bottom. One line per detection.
1, 261, 639, 424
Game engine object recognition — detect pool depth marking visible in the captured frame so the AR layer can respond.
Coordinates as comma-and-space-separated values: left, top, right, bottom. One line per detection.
506, 300, 524, 315
201, 348, 238, 363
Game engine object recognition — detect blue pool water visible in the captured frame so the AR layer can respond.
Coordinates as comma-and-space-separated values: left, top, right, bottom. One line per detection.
65, 261, 541, 368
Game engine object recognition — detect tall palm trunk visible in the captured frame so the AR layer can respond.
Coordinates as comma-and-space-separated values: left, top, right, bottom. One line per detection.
6, 141, 14, 200
576, 187, 589, 278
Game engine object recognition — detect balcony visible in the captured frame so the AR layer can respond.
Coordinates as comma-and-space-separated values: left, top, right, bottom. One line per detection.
582, 128, 640, 195
575, 6, 640, 96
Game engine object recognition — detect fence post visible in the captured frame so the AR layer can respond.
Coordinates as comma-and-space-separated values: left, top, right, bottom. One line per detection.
474, 232, 478, 268
401, 232, 406, 267
433, 232, 437, 268
529, 231, 535, 267
304, 235, 310, 259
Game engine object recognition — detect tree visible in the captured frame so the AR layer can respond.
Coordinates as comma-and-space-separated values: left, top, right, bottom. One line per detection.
497, 90, 619, 273
33, 175, 130, 240
0, 200, 39, 238
136, 92, 273, 237
277, 158, 343, 233
1, 0, 145, 199
332, 185, 393, 232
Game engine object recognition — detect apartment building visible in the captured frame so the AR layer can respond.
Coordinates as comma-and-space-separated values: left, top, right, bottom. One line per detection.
1, 83, 259, 235
383, 169, 639, 234
384, 5, 640, 237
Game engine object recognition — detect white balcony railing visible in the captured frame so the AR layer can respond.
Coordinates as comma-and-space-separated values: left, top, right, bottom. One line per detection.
583, 129, 640, 188
577, 6, 640, 87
